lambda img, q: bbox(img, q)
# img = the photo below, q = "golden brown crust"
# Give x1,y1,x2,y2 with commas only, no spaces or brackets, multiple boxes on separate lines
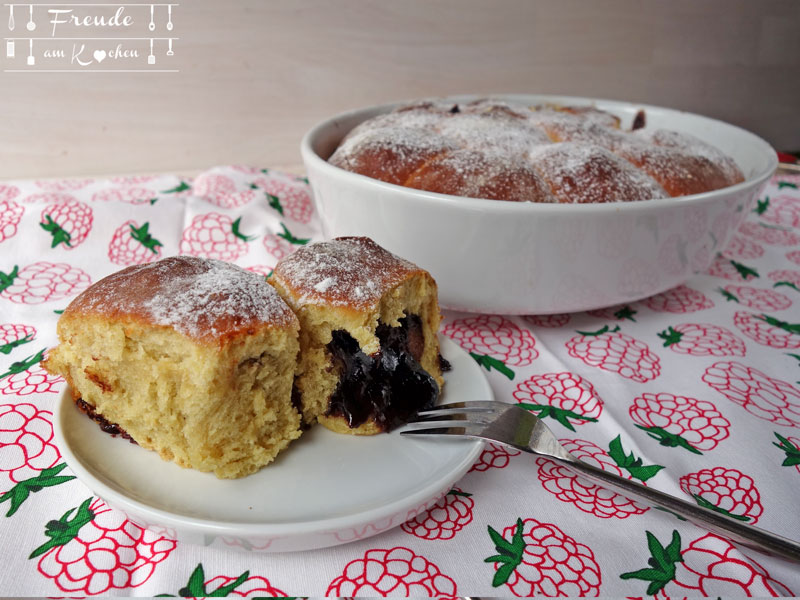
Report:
271,237,429,313
529,143,670,204
328,98,745,202
270,237,444,435
405,149,555,203
61,256,298,346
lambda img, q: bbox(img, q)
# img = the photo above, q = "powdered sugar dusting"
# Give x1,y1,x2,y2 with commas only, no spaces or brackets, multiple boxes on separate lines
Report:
436,113,551,157
329,97,744,202
528,143,669,204
314,277,335,293
273,237,421,309
638,129,745,183
67,256,296,341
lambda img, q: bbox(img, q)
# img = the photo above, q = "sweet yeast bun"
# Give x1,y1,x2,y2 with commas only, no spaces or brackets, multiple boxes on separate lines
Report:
328,97,746,202
269,237,443,436
43,255,302,479
528,142,669,204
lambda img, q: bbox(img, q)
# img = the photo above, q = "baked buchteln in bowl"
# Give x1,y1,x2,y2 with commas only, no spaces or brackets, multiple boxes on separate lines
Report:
328,98,745,203
43,256,302,479
269,236,444,435
301,94,777,314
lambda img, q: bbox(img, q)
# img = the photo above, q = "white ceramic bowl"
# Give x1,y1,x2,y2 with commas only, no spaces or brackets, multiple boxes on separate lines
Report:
301,95,777,315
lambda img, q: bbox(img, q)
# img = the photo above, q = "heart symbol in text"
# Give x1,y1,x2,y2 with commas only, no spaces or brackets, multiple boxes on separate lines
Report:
93,50,106,63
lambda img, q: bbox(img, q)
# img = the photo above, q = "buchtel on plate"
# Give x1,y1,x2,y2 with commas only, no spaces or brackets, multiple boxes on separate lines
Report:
43,238,445,478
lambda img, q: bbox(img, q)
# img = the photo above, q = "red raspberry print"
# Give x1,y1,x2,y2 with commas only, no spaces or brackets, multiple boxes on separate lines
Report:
536,437,649,519
739,221,800,246
720,284,792,311
679,466,762,523
623,530,793,596
1,352,64,396
199,574,285,597
161,180,193,197
21,192,78,205
0,402,60,483
772,173,800,186
253,175,315,224
707,255,759,281
40,199,93,249
107,221,163,266
443,315,538,375
33,497,176,595
486,517,601,596
91,187,156,205
586,304,638,321
1,463,75,517
262,232,296,261
665,534,793,596
192,173,258,209
109,175,157,185
0,199,24,243
657,323,745,357
0,184,20,202
703,361,800,426
0,323,35,354
523,313,571,327
0,262,91,304
565,325,660,383
630,393,730,454
35,178,92,191
761,194,800,228
469,442,521,472
164,563,287,598
230,165,262,174
733,311,800,349
642,285,713,313
513,372,602,431
721,234,765,260
326,546,457,598
180,213,254,261
773,432,800,473
787,249,800,266
401,487,474,540
768,268,800,292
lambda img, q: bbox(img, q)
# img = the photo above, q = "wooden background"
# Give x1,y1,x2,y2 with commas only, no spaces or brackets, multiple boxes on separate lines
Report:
1,0,798,179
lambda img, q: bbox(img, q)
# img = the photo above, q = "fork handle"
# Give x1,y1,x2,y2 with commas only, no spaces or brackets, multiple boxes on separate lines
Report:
550,454,800,563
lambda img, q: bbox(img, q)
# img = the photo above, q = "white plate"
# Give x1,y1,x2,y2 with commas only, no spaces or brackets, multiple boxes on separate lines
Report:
54,336,486,553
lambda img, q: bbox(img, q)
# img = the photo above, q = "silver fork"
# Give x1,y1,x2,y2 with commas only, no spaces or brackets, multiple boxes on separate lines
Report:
401,400,800,563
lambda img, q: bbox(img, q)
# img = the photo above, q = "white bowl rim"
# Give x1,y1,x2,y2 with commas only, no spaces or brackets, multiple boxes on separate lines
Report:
300,93,778,214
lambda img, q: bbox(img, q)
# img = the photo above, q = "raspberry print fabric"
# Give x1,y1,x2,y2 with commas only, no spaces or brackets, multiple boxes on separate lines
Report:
1,166,799,597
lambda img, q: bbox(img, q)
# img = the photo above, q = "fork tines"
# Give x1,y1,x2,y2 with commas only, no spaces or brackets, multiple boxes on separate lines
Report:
401,400,513,436
415,400,510,419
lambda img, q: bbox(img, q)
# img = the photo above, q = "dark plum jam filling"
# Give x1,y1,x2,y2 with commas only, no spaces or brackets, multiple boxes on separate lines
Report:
75,398,137,444
325,313,439,431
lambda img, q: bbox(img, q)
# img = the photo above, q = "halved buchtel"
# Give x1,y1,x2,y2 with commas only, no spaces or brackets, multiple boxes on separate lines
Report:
269,236,444,435
42,256,302,479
